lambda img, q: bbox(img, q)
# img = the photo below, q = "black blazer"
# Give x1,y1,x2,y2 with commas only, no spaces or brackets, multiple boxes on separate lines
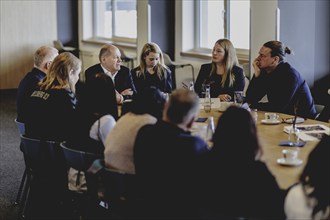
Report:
85,64,136,94
194,63,245,98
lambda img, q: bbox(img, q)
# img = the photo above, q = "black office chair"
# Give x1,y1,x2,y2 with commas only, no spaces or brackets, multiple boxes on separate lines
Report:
163,53,195,84
86,159,139,219
19,135,66,218
53,40,79,58
13,119,27,206
118,46,136,69
60,142,104,219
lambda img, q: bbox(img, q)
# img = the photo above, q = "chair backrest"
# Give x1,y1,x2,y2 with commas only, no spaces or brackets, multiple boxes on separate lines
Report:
87,159,137,202
163,53,174,66
60,142,103,171
53,40,64,51
20,135,64,175
14,119,25,135
242,63,250,80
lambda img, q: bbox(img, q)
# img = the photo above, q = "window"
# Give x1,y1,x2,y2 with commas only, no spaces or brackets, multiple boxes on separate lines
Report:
93,0,137,42
195,0,250,51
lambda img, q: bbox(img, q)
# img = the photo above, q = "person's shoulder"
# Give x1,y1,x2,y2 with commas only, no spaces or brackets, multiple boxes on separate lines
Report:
180,133,210,153
119,65,130,73
285,183,305,207
280,62,298,72
232,65,243,72
138,122,156,133
85,63,101,73
201,63,212,69
22,68,45,81
163,64,171,73
280,62,303,79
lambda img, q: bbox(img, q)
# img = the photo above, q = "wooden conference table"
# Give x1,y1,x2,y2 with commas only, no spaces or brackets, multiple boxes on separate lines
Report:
197,101,330,190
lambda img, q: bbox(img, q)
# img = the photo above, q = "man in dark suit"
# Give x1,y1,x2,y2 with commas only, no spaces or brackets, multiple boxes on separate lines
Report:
134,89,210,219
16,46,59,123
84,44,136,104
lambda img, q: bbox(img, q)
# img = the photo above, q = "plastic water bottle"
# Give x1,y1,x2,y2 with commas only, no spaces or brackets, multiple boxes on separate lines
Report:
204,87,211,112
206,116,215,141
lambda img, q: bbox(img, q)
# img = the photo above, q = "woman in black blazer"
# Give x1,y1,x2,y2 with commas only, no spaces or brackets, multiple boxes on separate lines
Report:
131,42,172,96
194,39,245,101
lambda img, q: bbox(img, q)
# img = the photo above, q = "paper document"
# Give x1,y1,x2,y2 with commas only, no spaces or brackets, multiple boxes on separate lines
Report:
199,98,221,109
283,124,330,141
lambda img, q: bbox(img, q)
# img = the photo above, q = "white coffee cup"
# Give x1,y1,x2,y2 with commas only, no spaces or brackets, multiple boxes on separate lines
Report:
265,112,279,121
219,101,233,112
282,149,299,162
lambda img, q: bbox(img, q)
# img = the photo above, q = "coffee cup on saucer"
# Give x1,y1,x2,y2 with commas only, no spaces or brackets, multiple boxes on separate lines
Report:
282,149,299,162
264,112,279,122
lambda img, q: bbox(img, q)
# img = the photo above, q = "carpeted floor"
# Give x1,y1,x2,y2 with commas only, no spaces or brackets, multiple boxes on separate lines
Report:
0,89,24,220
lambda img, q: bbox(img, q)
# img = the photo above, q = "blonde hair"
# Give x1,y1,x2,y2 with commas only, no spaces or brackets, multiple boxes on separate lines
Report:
210,39,239,88
39,52,81,92
136,42,169,80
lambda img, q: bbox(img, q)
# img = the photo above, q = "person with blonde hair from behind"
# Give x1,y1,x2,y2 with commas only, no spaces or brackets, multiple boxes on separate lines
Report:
131,42,172,96
25,52,81,142
285,135,329,220
194,38,245,101
24,52,81,218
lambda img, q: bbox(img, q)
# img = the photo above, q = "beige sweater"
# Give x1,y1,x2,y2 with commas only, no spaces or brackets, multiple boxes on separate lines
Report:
104,112,157,174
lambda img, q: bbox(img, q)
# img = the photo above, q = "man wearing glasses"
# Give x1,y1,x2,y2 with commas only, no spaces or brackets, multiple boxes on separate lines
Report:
246,40,316,119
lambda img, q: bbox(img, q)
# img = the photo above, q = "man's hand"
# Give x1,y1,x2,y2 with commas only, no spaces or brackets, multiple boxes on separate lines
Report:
120,88,133,96
252,58,261,78
115,90,124,104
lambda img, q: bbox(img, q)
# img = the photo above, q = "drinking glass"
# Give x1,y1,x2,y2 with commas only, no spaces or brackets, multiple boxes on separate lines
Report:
201,83,209,98
234,91,243,106
204,87,211,113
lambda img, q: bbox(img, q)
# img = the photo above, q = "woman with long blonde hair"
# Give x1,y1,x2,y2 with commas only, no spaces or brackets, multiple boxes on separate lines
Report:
194,39,245,101
131,42,172,95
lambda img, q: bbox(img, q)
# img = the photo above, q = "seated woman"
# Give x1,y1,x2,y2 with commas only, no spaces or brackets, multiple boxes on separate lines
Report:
131,42,172,96
104,86,166,174
194,38,245,101
25,52,81,142
202,106,285,219
24,52,81,216
284,135,329,220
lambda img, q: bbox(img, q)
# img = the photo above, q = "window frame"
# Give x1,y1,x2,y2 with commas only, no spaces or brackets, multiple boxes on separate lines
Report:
92,0,137,45
191,0,249,61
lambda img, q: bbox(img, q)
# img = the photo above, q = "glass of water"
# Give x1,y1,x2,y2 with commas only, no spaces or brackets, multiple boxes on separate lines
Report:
234,91,243,106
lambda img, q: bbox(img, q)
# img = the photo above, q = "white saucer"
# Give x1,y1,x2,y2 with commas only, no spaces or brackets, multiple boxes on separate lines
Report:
261,119,281,125
277,158,303,166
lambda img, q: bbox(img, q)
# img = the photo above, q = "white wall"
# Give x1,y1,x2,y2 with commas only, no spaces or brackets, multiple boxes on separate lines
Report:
0,1,57,89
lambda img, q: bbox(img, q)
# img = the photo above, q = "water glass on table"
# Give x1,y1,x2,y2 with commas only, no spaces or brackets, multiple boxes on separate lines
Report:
234,91,243,106
204,86,211,112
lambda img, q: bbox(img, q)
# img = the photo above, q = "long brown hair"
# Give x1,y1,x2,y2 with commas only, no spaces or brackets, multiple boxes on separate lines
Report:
210,39,239,88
